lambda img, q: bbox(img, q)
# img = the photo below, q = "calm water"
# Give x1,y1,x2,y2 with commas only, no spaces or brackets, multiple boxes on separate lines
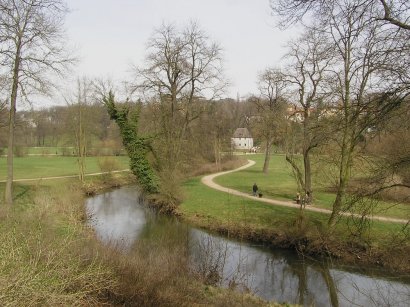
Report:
85,186,410,307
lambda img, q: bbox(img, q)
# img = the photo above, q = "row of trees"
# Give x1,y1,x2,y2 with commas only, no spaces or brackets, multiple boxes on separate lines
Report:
0,104,120,150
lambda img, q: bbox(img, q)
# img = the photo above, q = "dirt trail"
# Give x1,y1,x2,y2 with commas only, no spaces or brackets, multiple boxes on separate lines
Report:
201,160,408,224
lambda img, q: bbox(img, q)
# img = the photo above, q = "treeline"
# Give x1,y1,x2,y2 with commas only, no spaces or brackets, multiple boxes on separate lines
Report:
0,97,256,157
0,104,121,155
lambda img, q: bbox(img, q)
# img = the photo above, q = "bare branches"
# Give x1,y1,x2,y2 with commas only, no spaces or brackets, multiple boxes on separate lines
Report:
257,68,287,110
0,0,74,205
130,21,226,189
281,28,335,201
134,22,225,102
378,0,410,30
271,0,410,31
269,0,329,28
272,0,410,226
0,0,75,100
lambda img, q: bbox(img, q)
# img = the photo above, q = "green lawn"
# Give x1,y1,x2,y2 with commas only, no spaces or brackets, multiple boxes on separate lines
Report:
2,146,126,156
180,176,405,247
26,146,74,155
215,154,297,200
0,156,130,180
181,176,328,229
213,154,409,220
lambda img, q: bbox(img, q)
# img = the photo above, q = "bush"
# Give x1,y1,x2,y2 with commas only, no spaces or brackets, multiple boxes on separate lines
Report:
155,169,183,213
14,146,27,157
98,157,121,182
61,147,74,156
98,157,120,173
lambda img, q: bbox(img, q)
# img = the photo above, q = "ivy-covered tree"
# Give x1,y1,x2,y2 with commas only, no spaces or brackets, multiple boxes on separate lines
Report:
103,91,158,194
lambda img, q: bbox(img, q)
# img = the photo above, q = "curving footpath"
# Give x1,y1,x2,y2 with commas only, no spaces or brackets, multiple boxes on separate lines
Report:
201,160,409,224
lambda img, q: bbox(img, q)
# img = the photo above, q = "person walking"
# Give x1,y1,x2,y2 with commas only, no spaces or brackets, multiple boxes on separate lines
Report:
252,183,258,196
295,192,301,204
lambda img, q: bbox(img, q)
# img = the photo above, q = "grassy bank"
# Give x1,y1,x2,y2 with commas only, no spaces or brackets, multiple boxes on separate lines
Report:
179,156,410,273
213,154,409,220
0,173,277,306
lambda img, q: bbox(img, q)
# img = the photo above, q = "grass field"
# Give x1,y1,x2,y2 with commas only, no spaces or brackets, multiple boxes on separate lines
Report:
0,155,130,180
180,176,405,246
1,146,127,156
212,154,409,220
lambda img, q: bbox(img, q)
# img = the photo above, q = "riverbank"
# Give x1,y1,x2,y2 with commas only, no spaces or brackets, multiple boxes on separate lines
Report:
178,158,410,275
0,172,282,306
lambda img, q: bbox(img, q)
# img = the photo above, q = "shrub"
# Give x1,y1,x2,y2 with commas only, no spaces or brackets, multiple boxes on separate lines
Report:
61,147,73,156
98,157,121,182
14,146,27,157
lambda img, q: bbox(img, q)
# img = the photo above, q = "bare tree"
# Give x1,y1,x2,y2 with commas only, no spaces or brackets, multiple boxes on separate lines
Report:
0,0,74,205
73,78,93,182
133,22,225,198
282,29,334,205
323,2,408,226
254,68,287,173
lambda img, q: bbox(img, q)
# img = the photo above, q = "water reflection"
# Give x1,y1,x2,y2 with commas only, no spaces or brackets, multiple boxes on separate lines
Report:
86,186,146,248
85,186,410,306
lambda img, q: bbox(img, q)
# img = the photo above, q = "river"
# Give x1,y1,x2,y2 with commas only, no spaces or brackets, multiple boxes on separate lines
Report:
85,186,410,307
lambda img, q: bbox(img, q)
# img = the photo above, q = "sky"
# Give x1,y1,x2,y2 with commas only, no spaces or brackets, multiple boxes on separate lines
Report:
52,0,299,105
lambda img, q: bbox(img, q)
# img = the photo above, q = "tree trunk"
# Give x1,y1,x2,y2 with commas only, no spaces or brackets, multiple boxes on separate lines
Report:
303,151,312,203
5,47,21,206
5,102,16,206
263,137,273,173
329,47,353,228
286,154,305,191
328,148,351,227
214,136,221,171
77,100,86,182
320,267,339,307
303,107,312,203
328,121,353,227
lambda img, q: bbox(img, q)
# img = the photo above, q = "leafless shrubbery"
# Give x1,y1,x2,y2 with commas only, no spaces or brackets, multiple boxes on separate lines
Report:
0,185,115,306
189,234,250,293
191,236,228,285
98,156,121,182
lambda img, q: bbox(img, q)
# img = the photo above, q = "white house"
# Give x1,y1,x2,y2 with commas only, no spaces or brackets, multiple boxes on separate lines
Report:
231,128,253,150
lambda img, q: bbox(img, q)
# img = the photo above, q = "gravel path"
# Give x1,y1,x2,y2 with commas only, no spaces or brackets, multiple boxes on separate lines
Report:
201,160,408,224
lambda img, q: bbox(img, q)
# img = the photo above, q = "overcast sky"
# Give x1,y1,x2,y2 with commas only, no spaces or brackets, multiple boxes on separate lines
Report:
58,0,299,103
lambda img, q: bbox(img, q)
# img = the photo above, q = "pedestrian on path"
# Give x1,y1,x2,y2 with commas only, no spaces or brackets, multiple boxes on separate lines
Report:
295,192,301,204
252,183,258,196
